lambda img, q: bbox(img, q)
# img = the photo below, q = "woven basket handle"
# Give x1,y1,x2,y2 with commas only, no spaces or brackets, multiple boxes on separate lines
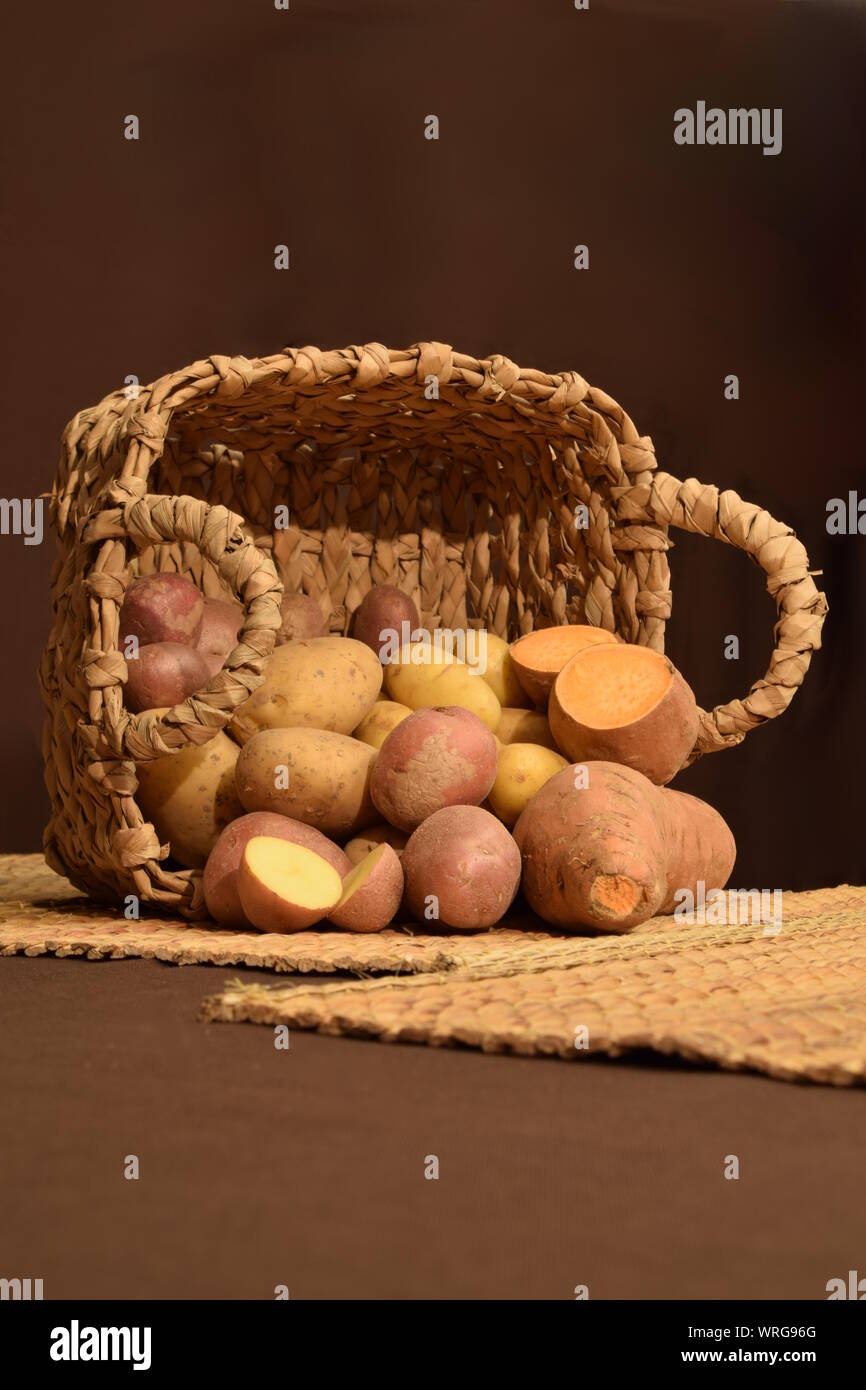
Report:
624,472,828,763
81,487,282,761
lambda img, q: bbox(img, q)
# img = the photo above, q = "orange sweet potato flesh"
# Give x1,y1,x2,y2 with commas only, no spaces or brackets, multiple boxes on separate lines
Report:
509,625,616,706
548,644,699,785
513,761,735,933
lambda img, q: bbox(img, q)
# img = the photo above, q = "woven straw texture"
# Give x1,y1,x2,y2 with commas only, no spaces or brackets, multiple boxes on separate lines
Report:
200,884,866,1087
39,342,827,918
4,854,864,1085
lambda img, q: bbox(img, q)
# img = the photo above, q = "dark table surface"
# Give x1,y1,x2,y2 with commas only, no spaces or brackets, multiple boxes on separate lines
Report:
2,953,864,1300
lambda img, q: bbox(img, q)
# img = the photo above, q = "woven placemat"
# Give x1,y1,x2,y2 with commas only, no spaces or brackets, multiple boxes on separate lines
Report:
3,853,856,983
200,885,866,1086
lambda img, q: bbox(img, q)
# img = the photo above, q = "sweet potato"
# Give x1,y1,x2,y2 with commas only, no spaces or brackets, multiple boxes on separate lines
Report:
402,805,521,930
370,706,498,832
235,727,377,837
510,624,616,706
237,837,343,933
328,843,404,932
124,642,212,713
548,643,699,785
204,811,350,927
119,573,204,648
513,761,735,933
352,584,420,661
230,636,382,744
487,742,568,826
276,593,329,645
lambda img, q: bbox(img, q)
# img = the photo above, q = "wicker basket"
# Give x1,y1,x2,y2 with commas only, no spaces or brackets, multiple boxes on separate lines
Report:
39,342,828,917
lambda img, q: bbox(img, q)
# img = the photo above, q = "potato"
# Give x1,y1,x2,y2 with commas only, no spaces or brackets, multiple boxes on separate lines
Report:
352,584,420,661
495,707,559,750
353,700,412,750
402,805,521,930
487,743,569,826
371,706,498,832
203,811,350,927
328,843,404,932
119,573,204,648
461,632,531,708
235,727,378,837
276,592,329,645
384,642,501,732
230,636,383,744
344,824,408,865
135,727,242,868
237,837,343,933
124,642,212,713
196,598,243,675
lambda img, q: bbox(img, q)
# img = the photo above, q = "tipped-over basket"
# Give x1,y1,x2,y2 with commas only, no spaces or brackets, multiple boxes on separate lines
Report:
39,342,828,917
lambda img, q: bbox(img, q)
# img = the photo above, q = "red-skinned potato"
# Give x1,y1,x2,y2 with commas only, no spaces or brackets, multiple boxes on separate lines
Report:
370,706,498,832
352,585,420,661
204,812,350,927
402,805,521,930
237,837,343,933
196,598,243,675
125,642,212,713
119,573,204,648
276,593,329,645
328,843,404,932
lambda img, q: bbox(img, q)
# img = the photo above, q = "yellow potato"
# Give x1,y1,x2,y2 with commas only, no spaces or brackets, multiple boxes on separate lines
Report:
235,727,378,838
135,725,242,868
353,700,412,750
495,707,559,750
487,742,568,826
229,636,382,744
462,632,531,708
384,642,501,733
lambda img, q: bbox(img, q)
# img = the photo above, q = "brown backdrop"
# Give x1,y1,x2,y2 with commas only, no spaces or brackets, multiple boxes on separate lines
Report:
2,0,864,890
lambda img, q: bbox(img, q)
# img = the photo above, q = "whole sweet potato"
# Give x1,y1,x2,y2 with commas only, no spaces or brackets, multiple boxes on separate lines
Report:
513,761,735,932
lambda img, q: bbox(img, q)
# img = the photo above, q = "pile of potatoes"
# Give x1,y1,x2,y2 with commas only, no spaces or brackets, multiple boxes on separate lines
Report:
125,575,736,935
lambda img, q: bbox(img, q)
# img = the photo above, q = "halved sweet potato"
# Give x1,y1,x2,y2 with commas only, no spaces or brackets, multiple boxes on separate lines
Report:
548,643,699,785
328,843,404,932
237,836,343,933
509,624,616,706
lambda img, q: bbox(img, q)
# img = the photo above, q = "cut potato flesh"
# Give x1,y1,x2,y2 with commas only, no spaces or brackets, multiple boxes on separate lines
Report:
244,837,342,908
334,842,389,909
238,836,343,932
